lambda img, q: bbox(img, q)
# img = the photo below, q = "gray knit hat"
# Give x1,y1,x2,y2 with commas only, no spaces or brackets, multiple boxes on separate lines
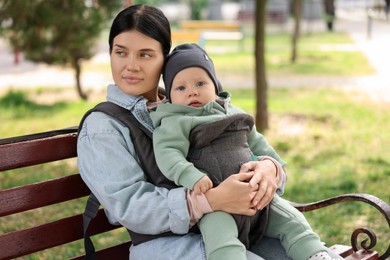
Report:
163,43,222,100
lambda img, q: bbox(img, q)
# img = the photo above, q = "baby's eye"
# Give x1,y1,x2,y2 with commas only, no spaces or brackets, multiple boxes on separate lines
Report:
196,81,205,87
175,86,186,91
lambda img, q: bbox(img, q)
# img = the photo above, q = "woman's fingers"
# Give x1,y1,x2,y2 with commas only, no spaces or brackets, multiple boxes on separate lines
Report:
240,160,278,210
206,172,259,216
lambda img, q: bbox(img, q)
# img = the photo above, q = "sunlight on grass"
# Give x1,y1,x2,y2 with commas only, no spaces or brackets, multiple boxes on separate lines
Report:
209,31,374,78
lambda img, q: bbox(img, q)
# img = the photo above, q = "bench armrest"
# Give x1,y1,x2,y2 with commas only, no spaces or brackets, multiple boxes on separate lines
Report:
288,193,390,259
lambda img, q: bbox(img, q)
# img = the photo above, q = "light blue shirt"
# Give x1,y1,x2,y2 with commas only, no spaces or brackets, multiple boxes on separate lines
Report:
78,84,190,235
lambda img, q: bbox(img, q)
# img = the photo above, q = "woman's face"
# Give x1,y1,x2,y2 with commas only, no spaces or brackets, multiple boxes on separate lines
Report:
110,30,164,101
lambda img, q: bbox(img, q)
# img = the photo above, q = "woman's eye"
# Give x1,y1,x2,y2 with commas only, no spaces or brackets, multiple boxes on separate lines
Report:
141,52,152,58
115,51,126,57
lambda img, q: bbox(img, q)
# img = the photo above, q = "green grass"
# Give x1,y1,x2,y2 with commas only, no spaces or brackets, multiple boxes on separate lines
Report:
227,87,390,255
1,87,389,258
206,31,373,78
0,89,96,138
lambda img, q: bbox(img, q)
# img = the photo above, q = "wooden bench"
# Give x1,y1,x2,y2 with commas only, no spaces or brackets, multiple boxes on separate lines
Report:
1,128,390,259
172,20,244,49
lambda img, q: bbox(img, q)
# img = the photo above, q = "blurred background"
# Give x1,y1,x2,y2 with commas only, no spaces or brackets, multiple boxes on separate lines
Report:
1,0,389,102
1,0,389,259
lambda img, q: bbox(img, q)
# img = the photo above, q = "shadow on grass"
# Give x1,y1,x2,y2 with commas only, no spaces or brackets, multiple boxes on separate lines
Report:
0,90,68,118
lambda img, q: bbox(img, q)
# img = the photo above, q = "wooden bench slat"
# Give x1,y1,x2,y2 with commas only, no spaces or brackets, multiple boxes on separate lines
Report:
0,174,89,217
174,20,244,49
180,20,240,30
172,30,201,42
200,31,243,40
0,134,77,171
0,127,78,145
0,209,122,259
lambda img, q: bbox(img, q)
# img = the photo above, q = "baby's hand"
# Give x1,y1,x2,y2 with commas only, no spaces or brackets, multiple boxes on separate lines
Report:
193,176,213,195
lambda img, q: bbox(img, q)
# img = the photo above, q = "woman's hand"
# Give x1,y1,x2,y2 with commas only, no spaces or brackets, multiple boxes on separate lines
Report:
240,160,278,210
205,171,259,216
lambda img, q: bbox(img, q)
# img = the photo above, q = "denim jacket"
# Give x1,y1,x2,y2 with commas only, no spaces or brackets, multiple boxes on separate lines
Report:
77,84,191,235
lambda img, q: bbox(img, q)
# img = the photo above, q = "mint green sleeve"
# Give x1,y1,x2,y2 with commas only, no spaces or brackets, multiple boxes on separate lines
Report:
153,116,206,189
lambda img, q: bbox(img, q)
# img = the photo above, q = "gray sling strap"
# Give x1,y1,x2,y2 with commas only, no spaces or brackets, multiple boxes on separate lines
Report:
83,193,100,260
79,102,178,259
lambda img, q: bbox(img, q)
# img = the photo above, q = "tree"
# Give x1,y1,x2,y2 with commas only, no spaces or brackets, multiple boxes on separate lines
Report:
254,0,268,131
188,0,208,20
291,0,302,63
0,0,122,100
323,0,335,31
136,0,170,6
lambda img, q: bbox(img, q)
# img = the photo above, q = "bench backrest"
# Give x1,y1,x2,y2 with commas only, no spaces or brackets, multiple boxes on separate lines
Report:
179,20,240,31
0,128,130,259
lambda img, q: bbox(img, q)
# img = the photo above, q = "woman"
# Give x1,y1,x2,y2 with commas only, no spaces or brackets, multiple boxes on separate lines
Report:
77,4,289,259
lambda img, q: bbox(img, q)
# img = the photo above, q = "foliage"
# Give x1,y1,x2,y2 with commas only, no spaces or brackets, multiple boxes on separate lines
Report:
134,0,170,6
0,0,122,99
187,0,208,20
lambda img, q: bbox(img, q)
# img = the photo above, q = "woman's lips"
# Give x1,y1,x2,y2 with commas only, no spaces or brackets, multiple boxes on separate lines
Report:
123,76,142,84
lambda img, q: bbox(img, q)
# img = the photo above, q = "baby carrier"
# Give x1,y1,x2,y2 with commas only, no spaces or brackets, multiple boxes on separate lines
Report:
187,113,269,248
78,102,269,258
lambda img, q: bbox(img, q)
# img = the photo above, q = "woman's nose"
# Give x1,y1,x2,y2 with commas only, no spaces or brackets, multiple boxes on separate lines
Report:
126,56,140,71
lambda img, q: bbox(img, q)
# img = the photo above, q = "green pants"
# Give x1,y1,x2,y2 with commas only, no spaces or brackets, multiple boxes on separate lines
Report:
198,195,327,260
199,211,247,260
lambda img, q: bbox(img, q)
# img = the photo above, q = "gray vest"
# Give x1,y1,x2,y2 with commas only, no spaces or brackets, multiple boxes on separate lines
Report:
187,113,269,248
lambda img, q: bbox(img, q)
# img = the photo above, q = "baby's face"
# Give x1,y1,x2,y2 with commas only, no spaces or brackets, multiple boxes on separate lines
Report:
169,67,217,107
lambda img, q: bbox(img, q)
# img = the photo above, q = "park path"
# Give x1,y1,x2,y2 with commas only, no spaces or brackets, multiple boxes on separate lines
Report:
0,11,389,102
229,11,390,103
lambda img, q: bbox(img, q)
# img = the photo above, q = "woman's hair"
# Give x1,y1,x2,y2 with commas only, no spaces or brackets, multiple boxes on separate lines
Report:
109,4,171,58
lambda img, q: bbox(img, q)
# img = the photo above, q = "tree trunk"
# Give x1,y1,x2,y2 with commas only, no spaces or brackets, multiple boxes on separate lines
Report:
291,0,301,63
323,0,335,31
255,0,268,131
14,49,20,65
72,58,88,100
